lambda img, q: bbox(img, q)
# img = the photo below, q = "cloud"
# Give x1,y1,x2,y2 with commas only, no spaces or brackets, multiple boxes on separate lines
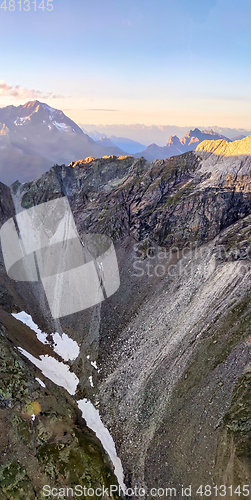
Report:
84,109,118,112
0,80,63,99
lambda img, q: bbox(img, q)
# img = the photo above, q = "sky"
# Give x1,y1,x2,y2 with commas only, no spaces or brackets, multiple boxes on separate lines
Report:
0,0,251,128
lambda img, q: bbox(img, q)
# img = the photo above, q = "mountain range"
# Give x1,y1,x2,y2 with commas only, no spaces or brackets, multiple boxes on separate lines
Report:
134,128,231,161
0,99,250,189
85,131,147,155
81,123,251,145
1,135,251,495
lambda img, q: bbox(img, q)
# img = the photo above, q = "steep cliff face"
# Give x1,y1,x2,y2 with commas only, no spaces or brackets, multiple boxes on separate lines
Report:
17,151,251,248
1,148,251,498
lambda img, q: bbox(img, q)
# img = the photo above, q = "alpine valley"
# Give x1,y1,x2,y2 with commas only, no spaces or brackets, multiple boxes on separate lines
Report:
1,119,251,498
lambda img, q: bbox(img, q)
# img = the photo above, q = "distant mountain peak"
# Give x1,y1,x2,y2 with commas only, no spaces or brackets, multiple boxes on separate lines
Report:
22,100,47,113
185,128,201,137
22,100,56,110
135,128,231,162
23,99,42,108
22,100,57,116
166,135,181,146
0,101,127,185
0,100,84,135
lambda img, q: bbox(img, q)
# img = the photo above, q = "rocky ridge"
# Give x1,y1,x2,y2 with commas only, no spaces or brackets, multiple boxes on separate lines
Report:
197,135,251,156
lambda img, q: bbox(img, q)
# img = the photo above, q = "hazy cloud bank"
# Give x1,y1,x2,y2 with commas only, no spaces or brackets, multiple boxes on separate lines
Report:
0,80,63,100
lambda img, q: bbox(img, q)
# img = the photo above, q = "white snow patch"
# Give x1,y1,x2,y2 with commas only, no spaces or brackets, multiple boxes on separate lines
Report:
18,348,79,395
53,121,71,132
35,377,46,388
51,332,80,361
12,312,49,344
14,116,29,126
12,312,79,361
37,331,49,344
77,399,125,493
89,375,94,387
91,360,98,370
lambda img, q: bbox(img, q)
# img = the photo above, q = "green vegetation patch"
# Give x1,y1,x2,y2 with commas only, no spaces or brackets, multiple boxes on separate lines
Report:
0,338,28,407
0,461,35,500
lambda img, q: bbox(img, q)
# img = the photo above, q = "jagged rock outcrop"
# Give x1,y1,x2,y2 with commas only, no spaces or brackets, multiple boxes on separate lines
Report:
1,149,251,498
195,135,251,193
197,135,251,156
135,128,230,162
